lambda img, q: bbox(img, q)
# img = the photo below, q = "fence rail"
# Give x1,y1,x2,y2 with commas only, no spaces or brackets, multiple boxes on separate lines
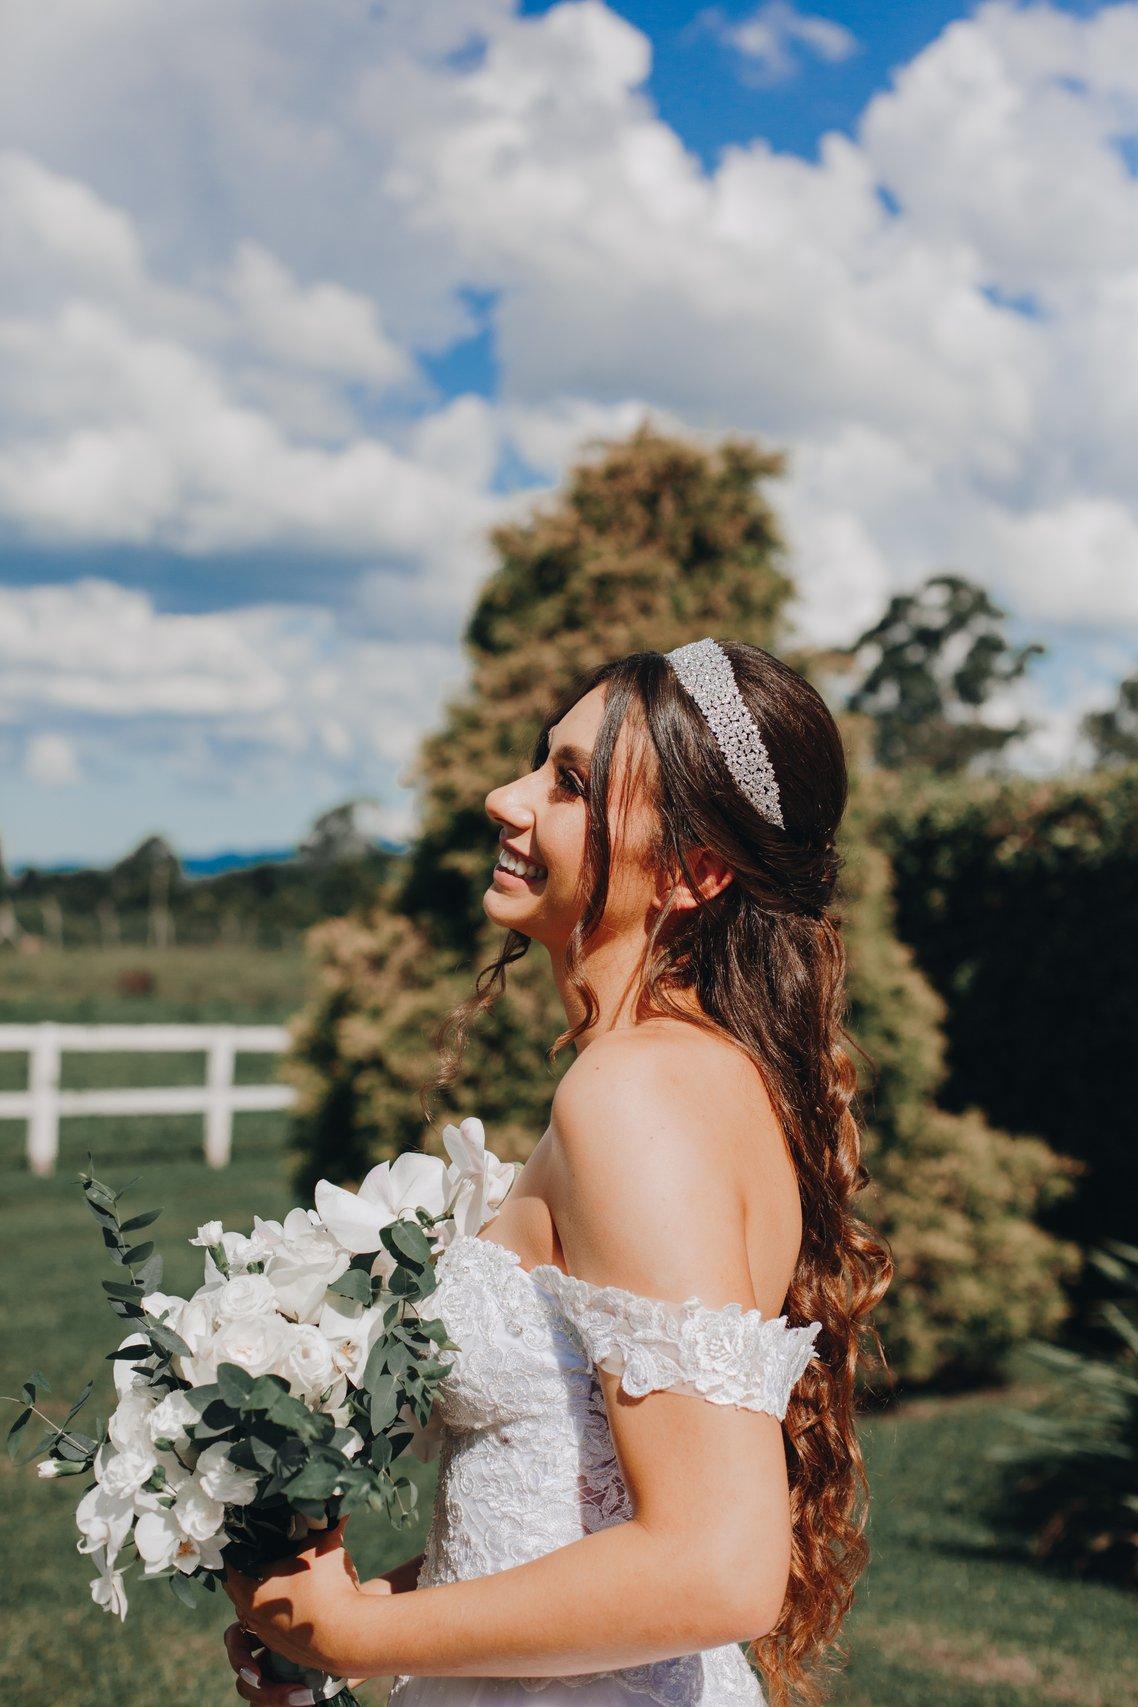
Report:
0,1023,297,1175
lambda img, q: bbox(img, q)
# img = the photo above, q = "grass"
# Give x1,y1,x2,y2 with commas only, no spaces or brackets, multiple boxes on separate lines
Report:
1,946,1136,1704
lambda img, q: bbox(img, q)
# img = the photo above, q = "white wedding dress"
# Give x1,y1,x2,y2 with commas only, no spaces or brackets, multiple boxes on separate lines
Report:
386,1212,822,1707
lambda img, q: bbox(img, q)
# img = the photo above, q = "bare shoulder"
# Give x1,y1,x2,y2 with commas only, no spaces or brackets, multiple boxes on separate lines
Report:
553,1017,788,1177
546,1020,790,1310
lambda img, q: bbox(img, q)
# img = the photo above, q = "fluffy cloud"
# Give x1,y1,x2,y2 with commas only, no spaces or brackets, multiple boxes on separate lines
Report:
702,2,859,86
1,0,1135,859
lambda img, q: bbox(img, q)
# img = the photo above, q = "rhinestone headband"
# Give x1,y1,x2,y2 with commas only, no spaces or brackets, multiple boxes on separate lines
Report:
665,637,785,829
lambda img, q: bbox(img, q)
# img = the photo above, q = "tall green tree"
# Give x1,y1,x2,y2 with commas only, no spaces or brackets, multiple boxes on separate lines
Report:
841,572,1047,774
285,423,1078,1388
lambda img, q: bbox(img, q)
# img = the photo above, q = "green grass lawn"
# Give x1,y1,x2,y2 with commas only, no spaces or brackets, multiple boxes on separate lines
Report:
1,947,1136,1705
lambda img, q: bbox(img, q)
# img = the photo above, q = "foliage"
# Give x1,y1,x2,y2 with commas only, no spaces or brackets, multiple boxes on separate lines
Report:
286,421,1079,1390
834,743,1081,1386
1082,669,1138,765
4,832,397,951
840,572,1046,774
875,762,1138,1257
985,1239,1138,1587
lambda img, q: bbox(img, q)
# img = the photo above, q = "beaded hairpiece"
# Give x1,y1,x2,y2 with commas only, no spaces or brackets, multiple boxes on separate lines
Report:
664,637,785,829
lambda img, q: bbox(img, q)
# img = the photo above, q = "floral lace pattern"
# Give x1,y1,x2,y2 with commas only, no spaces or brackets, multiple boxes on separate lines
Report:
387,1235,819,1706
527,1265,822,1422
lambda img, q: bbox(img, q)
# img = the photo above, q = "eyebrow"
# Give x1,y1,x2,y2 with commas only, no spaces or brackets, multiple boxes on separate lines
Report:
548,737,592,773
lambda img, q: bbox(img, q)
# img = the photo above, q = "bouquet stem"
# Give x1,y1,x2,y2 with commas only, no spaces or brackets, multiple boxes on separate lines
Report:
257,1643,363,1704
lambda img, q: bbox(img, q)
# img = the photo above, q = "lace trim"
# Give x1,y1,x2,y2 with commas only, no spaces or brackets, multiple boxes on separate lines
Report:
526,1262,821,1422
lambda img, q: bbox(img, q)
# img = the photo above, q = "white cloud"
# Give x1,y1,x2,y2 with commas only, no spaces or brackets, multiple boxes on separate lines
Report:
703,2,858,86
23,732,80,787
2,0,1137,859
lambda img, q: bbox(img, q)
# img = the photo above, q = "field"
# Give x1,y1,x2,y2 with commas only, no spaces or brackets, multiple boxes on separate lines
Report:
1,947,1136,1705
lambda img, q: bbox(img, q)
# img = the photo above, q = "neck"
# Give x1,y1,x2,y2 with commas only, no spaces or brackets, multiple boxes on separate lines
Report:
546,928,703,1054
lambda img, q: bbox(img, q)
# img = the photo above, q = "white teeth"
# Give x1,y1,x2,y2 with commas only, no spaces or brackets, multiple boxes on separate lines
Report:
497,850,547,880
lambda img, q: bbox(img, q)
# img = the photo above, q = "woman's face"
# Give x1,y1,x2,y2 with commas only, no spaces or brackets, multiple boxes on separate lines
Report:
483,684,662,951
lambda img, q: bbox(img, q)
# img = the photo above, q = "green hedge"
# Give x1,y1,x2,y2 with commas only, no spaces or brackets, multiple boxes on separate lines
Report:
878,763,1138,1258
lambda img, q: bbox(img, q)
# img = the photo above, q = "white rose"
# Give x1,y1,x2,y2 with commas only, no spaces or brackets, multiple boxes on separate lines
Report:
139,1290,189,1333
441,1118,517,1239
173,1290,229,1385
95,1444,156,1499
111,1333,158,1399
173,1480,225,1543
147,1389,199,1447
314,1151,449,1255
265,1209,352,1322
108,1389,157,1453
214,1273,278,1323
211,1313,290,1379
279,1323,336,1396
190,1221,224,1247
193,1442,259,1506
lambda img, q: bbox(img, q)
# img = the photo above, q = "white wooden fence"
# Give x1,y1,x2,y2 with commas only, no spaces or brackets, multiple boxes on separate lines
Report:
0,1023,297,1175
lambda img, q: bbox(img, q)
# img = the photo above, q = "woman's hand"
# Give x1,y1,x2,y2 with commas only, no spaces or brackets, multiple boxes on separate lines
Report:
223,1567,396,1702
222,1518,365,1679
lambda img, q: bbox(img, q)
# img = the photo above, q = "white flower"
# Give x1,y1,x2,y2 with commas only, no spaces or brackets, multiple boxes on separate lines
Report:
89,1549,129,1621
38,1459,63,1477
440,1117,517,1241
172,1289,232,1384
111,1332,159,1399
190,1221,224,1247
211,1313,290,1379
316,1295,388,1387
95,1444,157,1499
75,1481,135,1558
174,1480,225,1543
214,1273,277,1323
193,1442,259,1506
202,1219,282,1281
265,1208,352,1322
279,1323,336,1397
108,1389,158,1453
314,1151,449,1255
134,1505,226,1575
147,1389,199,1447
139,1290,189,1332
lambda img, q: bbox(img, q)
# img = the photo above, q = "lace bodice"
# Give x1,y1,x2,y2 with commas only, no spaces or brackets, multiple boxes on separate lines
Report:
387,1231,822,1707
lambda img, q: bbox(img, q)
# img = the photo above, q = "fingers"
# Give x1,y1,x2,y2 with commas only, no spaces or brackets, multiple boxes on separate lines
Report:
224,1622,260,1674
224,1624,320,1705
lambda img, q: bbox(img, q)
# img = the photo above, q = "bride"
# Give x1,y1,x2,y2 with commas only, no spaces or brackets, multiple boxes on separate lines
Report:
223,638,892,1706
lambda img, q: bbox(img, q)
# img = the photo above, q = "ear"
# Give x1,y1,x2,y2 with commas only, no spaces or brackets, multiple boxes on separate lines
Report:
652,846,734,914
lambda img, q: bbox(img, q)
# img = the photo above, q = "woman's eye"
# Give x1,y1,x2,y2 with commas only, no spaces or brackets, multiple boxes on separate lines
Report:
555,766,586,799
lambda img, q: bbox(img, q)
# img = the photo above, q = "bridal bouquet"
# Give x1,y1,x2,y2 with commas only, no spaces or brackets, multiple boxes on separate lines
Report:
6,1120,516,1706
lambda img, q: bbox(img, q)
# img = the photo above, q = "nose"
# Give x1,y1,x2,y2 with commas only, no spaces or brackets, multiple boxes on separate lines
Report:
485,780,536,842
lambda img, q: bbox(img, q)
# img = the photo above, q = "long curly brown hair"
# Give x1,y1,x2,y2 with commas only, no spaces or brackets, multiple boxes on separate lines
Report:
423,642,894,1705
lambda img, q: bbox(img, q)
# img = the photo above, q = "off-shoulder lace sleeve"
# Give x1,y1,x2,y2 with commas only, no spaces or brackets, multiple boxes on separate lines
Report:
529,1264,822,1421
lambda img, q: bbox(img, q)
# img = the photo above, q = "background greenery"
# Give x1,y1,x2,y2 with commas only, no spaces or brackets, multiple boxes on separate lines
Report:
2,1029,1135,1705
3,422,1137,1700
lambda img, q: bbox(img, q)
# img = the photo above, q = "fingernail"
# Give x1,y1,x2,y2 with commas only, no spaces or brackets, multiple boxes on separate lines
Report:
286,1692,315,1705
238,1668,259,1687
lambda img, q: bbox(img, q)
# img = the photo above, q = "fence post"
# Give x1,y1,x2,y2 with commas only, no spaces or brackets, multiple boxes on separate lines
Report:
204,1028,236,1168
28,1022,61,1177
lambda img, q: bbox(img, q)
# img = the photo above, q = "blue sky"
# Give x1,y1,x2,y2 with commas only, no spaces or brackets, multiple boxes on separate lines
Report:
1,0,1135,867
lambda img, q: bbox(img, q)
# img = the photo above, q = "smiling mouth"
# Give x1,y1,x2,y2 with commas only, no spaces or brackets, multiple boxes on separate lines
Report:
493,853,548,885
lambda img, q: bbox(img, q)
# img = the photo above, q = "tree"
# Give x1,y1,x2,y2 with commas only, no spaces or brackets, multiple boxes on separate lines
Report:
840,572,1046,774
1082,670,1138,765
298,800,389,865
285,422,1078,1388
